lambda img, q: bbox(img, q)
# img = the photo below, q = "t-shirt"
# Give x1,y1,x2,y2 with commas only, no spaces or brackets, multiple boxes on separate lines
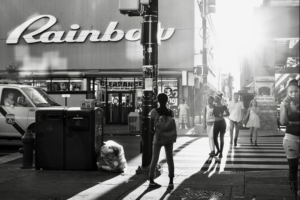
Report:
228,101,244,122
206,105,215,122
178,104,189,115
213,105,227,118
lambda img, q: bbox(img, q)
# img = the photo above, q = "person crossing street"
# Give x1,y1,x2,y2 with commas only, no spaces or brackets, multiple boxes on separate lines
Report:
228,93,244,147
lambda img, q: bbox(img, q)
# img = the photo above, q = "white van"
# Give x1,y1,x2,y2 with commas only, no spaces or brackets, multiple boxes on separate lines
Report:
0,84,61,139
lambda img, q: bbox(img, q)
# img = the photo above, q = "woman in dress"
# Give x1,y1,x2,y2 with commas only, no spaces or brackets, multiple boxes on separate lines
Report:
244,99,260,146
212,93,230,158
280,79,299,199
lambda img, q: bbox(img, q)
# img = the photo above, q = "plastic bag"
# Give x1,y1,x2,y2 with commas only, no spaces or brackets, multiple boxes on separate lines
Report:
96,140,127,173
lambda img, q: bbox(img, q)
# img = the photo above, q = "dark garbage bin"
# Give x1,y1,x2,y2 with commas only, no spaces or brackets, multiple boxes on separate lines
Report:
35,107,67,170
65,107,104,171
35,107,104,171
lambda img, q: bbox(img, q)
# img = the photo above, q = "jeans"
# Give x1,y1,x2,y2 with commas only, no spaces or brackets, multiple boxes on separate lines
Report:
230,120,240,141
149,143,174,178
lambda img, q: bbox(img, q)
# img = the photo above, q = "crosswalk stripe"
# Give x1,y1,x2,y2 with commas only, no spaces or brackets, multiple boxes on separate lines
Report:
159,137,290,172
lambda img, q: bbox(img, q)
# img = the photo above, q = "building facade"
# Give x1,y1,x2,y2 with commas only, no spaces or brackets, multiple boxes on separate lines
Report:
0,0,220,125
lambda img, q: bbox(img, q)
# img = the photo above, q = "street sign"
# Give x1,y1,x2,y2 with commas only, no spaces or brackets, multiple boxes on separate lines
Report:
62,94,70,98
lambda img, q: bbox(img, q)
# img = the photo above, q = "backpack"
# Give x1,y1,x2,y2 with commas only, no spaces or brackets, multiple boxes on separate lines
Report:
155,109,177,145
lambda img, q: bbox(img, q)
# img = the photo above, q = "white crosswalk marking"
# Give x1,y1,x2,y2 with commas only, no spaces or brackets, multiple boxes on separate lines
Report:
157,136,288,172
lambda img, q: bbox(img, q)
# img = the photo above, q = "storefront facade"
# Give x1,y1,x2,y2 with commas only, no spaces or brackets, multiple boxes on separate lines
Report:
0,0,196,124
1,0,222,125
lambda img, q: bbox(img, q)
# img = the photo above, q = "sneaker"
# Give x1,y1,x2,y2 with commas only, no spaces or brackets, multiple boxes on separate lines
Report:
185,125,188,129
149,182,161,188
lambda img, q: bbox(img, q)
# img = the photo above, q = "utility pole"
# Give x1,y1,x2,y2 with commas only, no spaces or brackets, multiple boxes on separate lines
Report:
202,0,208,120
119,0,159,169
198,0,215,123
140,0,158,168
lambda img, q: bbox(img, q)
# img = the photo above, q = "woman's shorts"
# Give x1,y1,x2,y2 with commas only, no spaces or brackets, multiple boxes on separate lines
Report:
283,134,299,159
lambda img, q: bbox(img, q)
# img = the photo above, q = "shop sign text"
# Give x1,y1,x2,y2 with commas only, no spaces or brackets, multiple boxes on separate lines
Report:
7,15,175,44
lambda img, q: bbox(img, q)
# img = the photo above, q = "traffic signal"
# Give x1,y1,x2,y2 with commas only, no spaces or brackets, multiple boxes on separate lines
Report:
193,65,208,76
119,0,141,15
206,0,216,14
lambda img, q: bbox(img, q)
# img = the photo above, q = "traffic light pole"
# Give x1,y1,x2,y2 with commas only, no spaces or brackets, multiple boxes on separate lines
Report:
140,0,158,168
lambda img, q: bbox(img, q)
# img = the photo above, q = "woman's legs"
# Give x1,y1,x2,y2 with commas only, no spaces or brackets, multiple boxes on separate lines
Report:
164,143,174,184
283,137,299,199
207,125,215,153
149,144,162,183
288,158,299,199
213,121,220,153
249,127,254,142
253,128,258,145
219,120,226,158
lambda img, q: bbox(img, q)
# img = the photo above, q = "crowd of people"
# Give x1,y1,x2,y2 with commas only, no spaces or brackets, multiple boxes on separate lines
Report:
147,79,299,199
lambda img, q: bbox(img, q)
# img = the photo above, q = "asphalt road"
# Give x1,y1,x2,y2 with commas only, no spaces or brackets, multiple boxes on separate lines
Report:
0,139,23,157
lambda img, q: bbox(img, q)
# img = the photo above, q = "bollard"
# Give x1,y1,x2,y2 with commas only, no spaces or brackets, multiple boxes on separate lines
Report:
20,129,35,169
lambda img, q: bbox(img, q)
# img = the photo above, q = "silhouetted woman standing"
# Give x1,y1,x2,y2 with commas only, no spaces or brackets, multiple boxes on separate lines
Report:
148,93,177,188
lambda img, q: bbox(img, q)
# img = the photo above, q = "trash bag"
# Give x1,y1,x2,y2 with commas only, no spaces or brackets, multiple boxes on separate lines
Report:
96,140,127,173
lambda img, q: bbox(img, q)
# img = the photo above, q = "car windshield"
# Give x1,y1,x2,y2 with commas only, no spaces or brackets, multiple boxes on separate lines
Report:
21,87,60,107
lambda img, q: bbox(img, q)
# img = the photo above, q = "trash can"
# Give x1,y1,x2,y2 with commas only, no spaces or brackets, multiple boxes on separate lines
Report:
65,107,104,170
128,112,141,132
35,107,67,170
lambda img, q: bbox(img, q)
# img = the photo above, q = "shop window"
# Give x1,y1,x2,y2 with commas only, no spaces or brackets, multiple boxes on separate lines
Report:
35,79,51,91
52,79,69,92
162,78,178,107
70,78,86,91
95,79,106,107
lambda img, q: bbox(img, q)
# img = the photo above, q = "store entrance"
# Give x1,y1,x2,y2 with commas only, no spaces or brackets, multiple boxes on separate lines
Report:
106,92,135,124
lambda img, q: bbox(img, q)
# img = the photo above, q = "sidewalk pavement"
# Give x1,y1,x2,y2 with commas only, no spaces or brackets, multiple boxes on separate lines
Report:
0,128,297,200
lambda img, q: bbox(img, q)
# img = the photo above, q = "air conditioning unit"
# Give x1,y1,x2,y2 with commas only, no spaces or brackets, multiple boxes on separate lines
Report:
128,112,141,132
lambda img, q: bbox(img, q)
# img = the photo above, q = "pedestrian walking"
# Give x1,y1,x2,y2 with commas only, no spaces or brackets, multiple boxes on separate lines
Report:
204,96,215,158
280,79,299,200
243,99,260,146
149,93,177,188
228,93,244,146
178,99,189,129
212,93,230,158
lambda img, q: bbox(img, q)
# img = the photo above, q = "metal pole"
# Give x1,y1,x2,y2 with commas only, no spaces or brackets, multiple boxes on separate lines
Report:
202,0,208,122
141,0,158,168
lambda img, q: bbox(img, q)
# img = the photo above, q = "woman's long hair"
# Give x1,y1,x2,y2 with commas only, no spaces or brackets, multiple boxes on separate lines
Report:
156,93,173,117
249,99,258,107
